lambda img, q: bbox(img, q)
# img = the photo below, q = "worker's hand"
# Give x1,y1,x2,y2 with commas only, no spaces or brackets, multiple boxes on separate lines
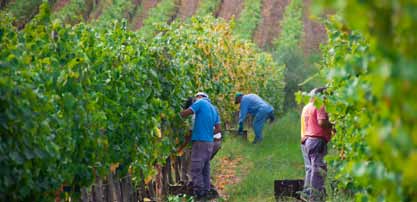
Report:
269,114,275,123
238,122,243,135
185,134,192,142
331,125,336,136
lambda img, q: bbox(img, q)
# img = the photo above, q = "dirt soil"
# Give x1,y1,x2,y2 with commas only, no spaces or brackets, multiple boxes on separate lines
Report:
302,0,327,55
178,0,199,20
215,0,244,21
52,0,71,12
253,0,290,49
133,0,159,29
213,156,244,200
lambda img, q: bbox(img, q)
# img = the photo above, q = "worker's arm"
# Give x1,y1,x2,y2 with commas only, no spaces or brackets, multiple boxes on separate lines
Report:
317,107,332,129
237,122,244,135
177,130,192,155
180,108,194,118
238,99,248,131
318,119,332,129
182,99,201,118
214,124,221,134
238,108,248,125
214,109,222,134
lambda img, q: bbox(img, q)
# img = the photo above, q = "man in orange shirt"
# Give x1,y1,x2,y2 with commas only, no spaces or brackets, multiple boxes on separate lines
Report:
300,87,333,202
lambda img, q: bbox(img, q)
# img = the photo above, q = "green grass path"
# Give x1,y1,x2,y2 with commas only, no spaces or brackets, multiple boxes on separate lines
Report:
212,111,304,202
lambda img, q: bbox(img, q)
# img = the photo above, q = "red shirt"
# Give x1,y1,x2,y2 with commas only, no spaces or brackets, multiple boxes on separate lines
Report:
301,102,332,142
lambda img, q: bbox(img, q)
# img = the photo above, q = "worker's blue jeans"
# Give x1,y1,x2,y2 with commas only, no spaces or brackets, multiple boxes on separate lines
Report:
252,108,273,143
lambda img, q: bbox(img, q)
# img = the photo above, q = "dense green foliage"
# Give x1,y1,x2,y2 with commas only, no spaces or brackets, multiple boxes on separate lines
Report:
153,16,285,117
129,3,144,30
298,1,417,201
1,5,164,200
274,0,303,63
96,0,135,27
52,0,91,24
233,0,262,41
139,0,178,39
274,0,311,109
3,0,44,27
0,0,11,8
0,3,284,200
194,0,221,17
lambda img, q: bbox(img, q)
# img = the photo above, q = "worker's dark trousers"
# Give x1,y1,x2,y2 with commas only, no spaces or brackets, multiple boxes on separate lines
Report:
302,137,327,201
191,141,214,196
210,139,221,160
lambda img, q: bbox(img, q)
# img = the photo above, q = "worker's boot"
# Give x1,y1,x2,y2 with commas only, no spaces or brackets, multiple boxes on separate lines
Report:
207,187,219,199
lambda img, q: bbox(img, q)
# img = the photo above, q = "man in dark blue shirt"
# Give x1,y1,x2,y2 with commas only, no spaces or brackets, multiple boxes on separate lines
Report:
235,93,274,144
181,92,221,199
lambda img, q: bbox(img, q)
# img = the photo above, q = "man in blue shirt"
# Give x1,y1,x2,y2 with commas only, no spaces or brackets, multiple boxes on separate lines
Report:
180,92,221,200
235,93,275,144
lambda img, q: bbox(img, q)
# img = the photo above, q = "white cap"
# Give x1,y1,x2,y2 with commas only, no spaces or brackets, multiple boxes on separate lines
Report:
309,88,318,96
195,92,209,98
309,87,327,97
